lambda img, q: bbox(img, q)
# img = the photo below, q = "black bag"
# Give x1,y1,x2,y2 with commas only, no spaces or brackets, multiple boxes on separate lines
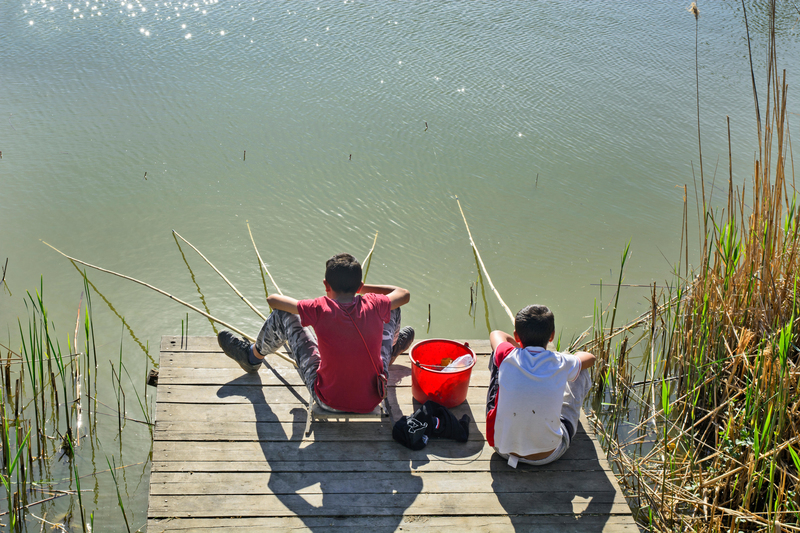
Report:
392,401,471,450
422,401,470,442
392,411,431,450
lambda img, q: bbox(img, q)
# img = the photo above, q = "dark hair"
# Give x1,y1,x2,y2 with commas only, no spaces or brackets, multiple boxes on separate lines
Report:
325,253,362,293
515,305,555,348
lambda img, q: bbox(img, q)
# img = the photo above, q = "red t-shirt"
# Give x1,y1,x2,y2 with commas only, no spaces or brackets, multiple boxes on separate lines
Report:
297,293,391,412
486,342,515,447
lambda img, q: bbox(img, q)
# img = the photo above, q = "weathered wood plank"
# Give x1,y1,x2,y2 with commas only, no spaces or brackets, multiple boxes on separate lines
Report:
147,492,631,518
158,364,494,387
157,401,493,424
149,470,619,495
149,439,613,473
147,515,640,532
161,335,493,355
150,458,610,474
151,382,493,405
152,420,598,447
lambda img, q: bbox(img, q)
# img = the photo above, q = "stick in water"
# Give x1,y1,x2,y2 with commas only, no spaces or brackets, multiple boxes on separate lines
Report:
455,196,515,325
41,241,296,367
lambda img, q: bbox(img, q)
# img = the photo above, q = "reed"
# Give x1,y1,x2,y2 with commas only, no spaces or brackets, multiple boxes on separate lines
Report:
588,3,800,530
106,455,131,533
0,275,157,530
66,435,87,533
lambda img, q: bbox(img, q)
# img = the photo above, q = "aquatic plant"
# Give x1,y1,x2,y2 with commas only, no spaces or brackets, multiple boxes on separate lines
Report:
585,2,800,530
1,277,153,531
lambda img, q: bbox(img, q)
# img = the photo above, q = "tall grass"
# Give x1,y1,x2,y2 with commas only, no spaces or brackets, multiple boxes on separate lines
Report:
587,3,800,530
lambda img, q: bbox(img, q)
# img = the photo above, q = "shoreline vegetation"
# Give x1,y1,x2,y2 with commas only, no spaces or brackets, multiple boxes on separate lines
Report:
584,2,800,531
1,275,153,532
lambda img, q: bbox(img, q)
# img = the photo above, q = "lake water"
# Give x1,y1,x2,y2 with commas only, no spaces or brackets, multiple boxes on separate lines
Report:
2,0,800,528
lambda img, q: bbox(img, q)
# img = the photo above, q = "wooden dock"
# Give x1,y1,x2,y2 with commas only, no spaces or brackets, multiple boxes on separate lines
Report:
148,336,639,532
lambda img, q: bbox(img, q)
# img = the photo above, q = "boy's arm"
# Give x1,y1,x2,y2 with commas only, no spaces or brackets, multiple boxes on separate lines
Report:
360,284,410,310
575,351,596,371
490,330,519,352
267,294,300,314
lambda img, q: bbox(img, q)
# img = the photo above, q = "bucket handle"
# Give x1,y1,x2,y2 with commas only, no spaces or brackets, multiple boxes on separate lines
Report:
412,342,474,371
413,361,448,371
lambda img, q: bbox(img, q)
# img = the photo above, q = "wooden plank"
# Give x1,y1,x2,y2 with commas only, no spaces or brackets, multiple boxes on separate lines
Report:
149,470,619,495
150,458,609,474
147,492,632,518
157,364,495,387
157,402,495,424
149,439,614,474
151,383,495,405
151,420,598,447
147,515,640,532
161,335,493,355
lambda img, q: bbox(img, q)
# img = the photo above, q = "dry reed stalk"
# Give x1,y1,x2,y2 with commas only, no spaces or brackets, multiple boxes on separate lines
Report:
588,7,800,525
173,230,266,320
41,241,296,366
455,196,514,325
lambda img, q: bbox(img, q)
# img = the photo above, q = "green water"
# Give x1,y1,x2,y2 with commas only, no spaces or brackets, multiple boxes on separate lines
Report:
1,0,800,528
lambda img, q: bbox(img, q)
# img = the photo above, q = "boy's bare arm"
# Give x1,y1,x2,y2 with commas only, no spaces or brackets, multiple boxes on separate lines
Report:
267,294,300,314
575,351,596,371
490,330,519,351
360,284,410,310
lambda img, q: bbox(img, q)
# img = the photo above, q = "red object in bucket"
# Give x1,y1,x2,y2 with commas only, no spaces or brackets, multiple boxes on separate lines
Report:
410,339,476,408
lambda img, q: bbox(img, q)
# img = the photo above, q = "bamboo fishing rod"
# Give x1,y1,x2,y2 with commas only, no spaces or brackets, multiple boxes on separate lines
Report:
173,230,267,320
362,231,379,283
455,196,515,325
41,241,296,366
247,221,284,296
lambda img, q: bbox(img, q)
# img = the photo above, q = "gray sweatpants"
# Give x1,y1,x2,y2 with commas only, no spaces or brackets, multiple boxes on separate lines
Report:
254,308,401,411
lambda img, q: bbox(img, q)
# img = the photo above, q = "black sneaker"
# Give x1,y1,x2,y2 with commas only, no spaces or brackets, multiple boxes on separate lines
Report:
390,327,415,363
218,330,261,374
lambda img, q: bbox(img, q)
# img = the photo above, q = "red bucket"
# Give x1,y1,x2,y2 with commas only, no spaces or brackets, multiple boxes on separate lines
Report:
409,339,476,408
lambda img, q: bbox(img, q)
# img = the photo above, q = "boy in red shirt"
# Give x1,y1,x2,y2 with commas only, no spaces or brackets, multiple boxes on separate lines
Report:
485,305,595,467
218,253,413,413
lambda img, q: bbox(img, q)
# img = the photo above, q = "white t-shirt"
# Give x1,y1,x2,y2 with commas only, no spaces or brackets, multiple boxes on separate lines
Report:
492,345,582,456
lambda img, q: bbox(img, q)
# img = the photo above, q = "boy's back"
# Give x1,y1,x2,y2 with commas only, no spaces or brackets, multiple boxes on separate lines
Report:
297,292,390,412
486,304,595,467
487,343,581,456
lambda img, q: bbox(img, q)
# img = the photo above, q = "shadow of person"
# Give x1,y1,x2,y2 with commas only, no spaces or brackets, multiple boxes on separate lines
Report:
216,363,424,531
489,418,617,532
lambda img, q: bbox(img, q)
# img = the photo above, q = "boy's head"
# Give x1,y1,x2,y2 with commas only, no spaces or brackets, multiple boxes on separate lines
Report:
325,253,362,294
515,305,555,348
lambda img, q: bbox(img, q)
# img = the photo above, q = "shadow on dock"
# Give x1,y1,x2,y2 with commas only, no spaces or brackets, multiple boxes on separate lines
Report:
217,370,424,531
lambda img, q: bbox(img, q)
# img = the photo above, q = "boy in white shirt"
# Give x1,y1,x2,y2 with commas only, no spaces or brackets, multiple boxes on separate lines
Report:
485,305,596,467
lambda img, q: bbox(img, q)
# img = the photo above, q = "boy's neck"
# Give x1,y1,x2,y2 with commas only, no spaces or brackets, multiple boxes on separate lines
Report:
328,290,358,304
523,344,547,351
